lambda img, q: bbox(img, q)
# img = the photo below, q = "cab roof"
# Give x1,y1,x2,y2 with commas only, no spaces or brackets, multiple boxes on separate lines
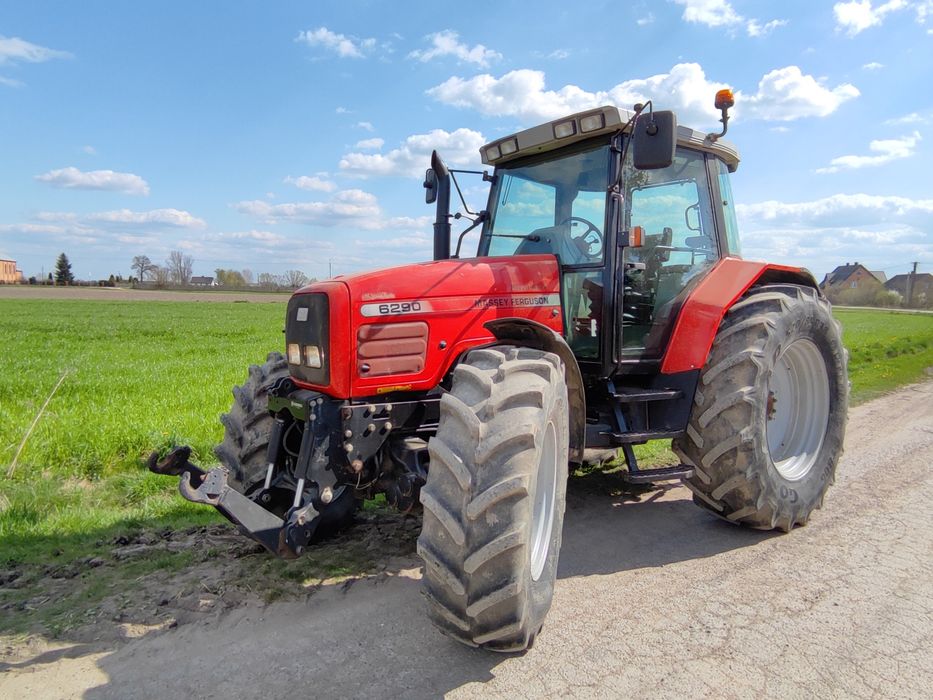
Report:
480,105,740,172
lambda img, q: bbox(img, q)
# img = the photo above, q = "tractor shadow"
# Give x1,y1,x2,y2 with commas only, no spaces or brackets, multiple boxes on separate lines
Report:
75,472,777,699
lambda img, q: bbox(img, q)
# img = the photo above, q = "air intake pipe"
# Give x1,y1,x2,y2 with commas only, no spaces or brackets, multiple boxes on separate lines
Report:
425,150,451,260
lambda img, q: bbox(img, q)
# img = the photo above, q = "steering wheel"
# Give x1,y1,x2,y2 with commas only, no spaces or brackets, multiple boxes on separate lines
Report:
560,216,603,261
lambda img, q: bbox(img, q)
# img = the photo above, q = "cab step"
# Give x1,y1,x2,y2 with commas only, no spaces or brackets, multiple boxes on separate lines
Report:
611,387,682,402
620,464,694,484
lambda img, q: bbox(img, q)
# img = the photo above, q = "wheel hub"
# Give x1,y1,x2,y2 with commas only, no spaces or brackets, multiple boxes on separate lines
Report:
766,339,831,481
530,421,558,581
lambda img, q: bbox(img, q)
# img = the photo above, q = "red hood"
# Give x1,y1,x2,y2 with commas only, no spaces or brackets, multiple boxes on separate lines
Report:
292,255,563,398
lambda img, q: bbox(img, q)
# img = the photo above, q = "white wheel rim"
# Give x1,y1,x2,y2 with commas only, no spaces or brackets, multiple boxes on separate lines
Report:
766,338,830,481
530,421,558,581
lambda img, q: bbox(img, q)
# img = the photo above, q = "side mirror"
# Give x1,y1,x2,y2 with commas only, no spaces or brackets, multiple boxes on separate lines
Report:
633,110,677,170
424,168,437,204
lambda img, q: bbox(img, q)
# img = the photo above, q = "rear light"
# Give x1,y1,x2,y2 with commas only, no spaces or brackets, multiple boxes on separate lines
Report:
287,343,301,365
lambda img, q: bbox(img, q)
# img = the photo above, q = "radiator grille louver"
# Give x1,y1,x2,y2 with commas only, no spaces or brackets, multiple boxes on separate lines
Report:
357,322,428,377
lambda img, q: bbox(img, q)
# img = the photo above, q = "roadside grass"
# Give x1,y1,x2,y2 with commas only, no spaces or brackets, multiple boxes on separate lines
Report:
0,298,930,636
834,308,933,404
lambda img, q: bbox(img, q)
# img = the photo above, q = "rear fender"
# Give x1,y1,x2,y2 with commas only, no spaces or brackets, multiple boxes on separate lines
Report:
660,258,819,374
484,318,586,465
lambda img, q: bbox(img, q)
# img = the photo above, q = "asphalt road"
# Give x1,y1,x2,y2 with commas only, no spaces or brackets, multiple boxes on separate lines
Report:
3,381,932,699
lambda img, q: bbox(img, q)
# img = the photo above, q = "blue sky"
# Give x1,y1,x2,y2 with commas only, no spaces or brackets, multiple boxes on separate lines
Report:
1,0,931,282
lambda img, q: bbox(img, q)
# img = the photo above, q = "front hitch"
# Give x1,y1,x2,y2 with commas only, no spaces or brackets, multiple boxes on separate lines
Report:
148,447,304,558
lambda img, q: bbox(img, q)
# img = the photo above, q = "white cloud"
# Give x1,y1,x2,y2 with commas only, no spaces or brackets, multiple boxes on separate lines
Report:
742,66,859,121
81,145,97,155
335,106,351,114
284,174,337,192
884,111,929,125
816,131,921,172
737,193,933,273
0,75,23,88
36,208,207,229
295,27,375,58
0,35,72,65
408,30,501,68
673,0,786,36
356,121,375,132
35,166,150,195
428,63,856,127
862,61,885,70
354,137,384,150
339,128,485,178
548,49,571,59
637,13,656,26
234,189,431,231
833,0,908,35
746,19,788,36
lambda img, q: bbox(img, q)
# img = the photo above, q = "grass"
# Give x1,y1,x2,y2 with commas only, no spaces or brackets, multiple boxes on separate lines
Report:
835,308,933,404
0,298,930,635
0,298,283,567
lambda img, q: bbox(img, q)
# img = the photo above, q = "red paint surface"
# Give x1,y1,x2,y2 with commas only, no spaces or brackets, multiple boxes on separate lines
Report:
659,257,811,374
292,256,563,398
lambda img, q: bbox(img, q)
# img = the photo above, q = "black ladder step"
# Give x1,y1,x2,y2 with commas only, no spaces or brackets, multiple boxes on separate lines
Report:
602,429,683,444
620,465,694,484
612,387,683,402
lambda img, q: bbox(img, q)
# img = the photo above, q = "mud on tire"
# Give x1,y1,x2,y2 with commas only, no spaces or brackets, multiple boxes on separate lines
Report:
418,345,569,652
673,284,848,532
215,351,356,536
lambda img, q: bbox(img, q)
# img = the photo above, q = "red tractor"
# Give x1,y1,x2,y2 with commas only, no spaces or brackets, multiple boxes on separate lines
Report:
151,92,848,652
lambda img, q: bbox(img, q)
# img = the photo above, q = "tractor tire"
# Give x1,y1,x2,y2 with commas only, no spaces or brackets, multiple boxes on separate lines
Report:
215,351,356,537
672,284,848,532
418,345,570,652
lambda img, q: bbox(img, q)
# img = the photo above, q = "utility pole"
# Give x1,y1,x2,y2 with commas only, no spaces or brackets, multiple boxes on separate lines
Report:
906,261,918,308
328,258,334,278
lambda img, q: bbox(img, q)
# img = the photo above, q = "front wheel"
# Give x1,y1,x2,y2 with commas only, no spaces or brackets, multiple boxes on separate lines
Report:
673,284,848,531
418,345,569,652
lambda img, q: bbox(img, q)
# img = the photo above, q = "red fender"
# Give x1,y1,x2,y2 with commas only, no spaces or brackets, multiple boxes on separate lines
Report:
660,257,818,374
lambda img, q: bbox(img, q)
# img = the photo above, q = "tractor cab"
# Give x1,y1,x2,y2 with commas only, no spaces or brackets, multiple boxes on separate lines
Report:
431,102,744,377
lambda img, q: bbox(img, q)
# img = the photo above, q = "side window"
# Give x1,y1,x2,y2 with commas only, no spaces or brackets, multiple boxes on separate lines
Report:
486,176,555,257
713,159,741,256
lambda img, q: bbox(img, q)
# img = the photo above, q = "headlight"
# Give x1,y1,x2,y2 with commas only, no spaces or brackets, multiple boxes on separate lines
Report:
304,345,322,368
287,343,301,365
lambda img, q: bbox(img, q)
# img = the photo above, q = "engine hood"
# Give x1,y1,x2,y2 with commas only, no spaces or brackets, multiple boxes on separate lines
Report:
291,255,563,398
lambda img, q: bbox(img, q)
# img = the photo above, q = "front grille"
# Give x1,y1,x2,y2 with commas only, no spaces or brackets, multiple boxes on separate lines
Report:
357,322,427,377
285,293,329,385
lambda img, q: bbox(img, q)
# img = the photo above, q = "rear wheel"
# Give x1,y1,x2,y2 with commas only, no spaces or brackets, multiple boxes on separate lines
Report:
673,285,848,531
418,345,569,652
215,351,356,537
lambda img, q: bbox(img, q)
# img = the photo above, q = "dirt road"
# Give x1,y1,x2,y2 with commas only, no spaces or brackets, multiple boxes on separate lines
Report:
3,382,932,698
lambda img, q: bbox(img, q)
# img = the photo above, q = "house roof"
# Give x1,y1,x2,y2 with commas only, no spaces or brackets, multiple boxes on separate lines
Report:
885,272,933,290
870,270,887,283
822,262,864,287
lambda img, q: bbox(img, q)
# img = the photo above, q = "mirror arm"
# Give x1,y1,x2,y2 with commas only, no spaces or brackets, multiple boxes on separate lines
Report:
452,211,488,258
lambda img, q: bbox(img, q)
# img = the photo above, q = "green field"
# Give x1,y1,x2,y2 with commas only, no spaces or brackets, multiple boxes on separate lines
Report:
0,299,931,577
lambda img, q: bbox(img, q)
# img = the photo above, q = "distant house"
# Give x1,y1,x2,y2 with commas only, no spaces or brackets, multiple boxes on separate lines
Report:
885,273,933,306
190,276,215,286
0,258,24,284
820,262,883,294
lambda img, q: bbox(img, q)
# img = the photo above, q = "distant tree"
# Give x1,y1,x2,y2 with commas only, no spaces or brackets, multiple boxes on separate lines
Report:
131,255,155,282
151,265,171,289
47,272,53,285
214,268,247,287
54,253,74,285
241,268,254,285
28,276,37,285
166,250,193,286
283,270,309,288
257,272,281,288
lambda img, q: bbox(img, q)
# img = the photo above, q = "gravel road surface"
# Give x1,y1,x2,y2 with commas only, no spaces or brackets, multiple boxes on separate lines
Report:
2,381,931,699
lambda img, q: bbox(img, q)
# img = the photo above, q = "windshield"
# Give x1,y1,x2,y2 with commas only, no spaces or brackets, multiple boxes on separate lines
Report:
478,143,611,266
